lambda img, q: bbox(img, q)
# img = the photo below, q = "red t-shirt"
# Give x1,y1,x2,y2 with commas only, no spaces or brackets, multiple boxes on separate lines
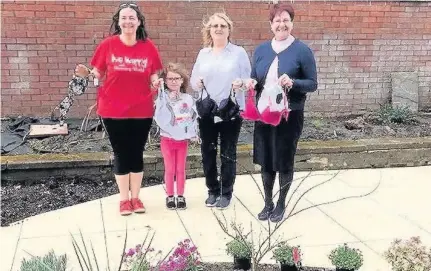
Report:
90,35,163,118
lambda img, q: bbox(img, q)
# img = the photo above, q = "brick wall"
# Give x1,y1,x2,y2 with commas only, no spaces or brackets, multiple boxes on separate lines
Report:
1,1,430,118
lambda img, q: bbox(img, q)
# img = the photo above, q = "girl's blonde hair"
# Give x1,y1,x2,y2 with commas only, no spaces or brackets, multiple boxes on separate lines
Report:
201,12,233,47
160,62,190,93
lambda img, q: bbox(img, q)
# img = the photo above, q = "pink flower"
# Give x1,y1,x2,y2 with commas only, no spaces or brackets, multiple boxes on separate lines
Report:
159,239,202,271
127,248,135,257
293,247,301,263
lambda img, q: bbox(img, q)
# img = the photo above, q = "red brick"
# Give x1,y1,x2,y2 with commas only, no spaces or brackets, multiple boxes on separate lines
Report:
22,4,45,11
14,11,35,17
22,100,42,106
10,70,30,76
19,63,39,70
16,38,37,44
8,57,28,64
369,11,384,17
12,95,31,101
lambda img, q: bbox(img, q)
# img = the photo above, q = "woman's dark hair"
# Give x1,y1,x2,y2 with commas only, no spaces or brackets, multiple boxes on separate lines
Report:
269,3,295,22
110,2,148,41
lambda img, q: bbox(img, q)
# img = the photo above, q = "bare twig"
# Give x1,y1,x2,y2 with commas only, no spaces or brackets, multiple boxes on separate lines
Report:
283,171,314,208
286,171,341,220
117,225,128,271
220,153,265,201
287,177,381,220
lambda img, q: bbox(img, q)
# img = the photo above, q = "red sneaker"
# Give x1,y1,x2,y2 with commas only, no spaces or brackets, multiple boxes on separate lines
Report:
119,200,132,216
131,198,146,213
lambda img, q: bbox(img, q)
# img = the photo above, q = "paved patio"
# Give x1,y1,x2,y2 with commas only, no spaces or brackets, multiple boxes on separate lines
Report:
1,166,431,271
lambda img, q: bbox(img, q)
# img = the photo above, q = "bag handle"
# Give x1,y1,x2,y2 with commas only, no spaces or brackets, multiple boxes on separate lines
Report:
229,87,239,105
198,78,214,101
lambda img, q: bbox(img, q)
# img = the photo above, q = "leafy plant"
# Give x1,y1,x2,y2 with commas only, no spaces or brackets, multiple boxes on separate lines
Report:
272,242,301,266
328,243,363,270
226,237,253,259
158,239,203,271
383,236,431,271
377,104,415,124
20,250,68,271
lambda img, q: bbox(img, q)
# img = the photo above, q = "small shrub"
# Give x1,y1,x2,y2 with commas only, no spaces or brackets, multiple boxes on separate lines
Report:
377,104,415,124
383,236,431,271
272,242,302,266
311,119,325,129
20,250,68,271
159,239,203,271
226,237,253,259
328,243,363,270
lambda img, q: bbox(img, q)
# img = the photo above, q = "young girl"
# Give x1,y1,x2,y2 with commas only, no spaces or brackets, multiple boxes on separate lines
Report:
154,63,198,210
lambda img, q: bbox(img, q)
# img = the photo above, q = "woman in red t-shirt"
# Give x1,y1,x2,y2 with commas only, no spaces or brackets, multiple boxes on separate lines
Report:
75,2,163,216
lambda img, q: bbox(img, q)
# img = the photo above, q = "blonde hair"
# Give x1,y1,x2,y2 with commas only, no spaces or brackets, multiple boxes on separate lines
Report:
160,62,190,93
201,12,233,47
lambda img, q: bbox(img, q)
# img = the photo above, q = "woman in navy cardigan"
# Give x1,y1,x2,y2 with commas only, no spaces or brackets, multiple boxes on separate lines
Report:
250,3,318,223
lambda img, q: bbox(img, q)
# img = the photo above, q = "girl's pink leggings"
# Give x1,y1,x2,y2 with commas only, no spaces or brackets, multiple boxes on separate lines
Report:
160,136,188,196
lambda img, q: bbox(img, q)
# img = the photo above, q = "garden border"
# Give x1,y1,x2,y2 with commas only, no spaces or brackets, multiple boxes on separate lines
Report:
1,137,430,182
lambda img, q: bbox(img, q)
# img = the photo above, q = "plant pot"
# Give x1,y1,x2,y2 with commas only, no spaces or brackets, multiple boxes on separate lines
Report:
233,257,252,270
335,268,354,271
280,263,298,271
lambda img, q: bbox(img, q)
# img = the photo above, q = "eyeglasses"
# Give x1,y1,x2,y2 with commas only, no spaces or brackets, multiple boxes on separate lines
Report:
119,3,139,9
211,24,228,29
166,77,183,82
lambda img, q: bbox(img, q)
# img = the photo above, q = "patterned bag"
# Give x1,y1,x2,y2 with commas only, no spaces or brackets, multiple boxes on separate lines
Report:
50,74,89,126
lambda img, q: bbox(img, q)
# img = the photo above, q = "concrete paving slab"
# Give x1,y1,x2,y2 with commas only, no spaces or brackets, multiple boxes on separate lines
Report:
18,199,103,239
0,223,23,271
338,166,431,237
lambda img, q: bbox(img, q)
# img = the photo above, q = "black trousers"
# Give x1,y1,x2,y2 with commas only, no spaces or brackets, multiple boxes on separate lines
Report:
102,118,153,175
198,117,242,198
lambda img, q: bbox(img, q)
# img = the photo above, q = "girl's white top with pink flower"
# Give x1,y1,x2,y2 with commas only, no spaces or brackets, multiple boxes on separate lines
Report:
154,89,199,141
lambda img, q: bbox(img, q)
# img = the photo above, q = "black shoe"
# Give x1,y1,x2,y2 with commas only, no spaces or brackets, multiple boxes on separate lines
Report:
269,204,285,223
216,195,231,210
166,196,176,210
176,196,187,210
257,203,275,221
205,194,219,207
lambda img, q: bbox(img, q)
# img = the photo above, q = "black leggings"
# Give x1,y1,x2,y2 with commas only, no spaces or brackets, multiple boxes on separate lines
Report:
261,170,294,207
102,118,153,175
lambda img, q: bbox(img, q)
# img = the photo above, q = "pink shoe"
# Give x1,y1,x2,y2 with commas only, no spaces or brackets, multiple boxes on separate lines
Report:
131,198,146,213
120,200,132,216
